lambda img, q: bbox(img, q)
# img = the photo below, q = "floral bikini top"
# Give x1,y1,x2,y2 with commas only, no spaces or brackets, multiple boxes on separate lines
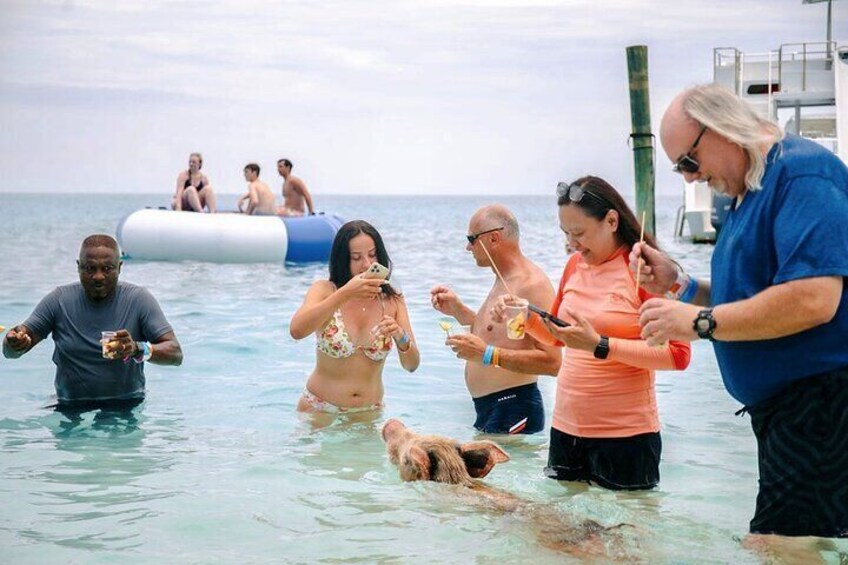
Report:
316,301,393,362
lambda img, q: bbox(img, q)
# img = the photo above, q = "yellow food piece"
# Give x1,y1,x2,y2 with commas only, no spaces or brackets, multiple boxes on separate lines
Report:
438,321,453,332
0,326,5,333
507,313,526,337
507,313,525,331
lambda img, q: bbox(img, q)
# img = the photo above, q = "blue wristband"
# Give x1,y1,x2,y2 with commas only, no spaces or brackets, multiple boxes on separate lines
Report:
396,332,410,347
482,345,495,366
679,277,699,304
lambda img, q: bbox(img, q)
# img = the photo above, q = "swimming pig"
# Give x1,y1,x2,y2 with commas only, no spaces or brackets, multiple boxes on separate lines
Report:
381,418,633,557
381,417,509,490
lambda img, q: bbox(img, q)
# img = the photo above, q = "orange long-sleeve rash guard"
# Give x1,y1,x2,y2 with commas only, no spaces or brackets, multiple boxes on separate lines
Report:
527,247,690,438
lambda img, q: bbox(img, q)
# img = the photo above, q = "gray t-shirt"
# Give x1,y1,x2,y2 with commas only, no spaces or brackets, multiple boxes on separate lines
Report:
24,281,173,403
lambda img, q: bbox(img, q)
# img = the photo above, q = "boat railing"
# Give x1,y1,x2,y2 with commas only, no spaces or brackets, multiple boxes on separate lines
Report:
714,42,837,112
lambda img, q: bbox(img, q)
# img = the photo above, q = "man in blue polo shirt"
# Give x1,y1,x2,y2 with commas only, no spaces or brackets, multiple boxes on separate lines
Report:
633,84,848,542
3,234,183,409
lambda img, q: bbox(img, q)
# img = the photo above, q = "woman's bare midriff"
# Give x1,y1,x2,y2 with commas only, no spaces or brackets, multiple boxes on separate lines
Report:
299,354,386,411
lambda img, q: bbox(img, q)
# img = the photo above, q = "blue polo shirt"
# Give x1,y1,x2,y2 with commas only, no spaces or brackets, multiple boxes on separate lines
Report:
711,134,848,407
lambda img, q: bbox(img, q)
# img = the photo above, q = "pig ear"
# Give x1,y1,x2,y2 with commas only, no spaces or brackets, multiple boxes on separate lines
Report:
459,441,510,478
401,445,431,481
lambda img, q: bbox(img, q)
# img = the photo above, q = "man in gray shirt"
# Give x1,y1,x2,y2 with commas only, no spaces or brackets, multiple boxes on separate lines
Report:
3,234,183,406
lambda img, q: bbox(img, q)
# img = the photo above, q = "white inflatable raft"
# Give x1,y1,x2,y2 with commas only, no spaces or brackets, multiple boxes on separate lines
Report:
116,209,345,264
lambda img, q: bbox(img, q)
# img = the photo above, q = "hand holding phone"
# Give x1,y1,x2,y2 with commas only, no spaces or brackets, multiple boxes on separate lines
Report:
363,262,390,280
527,304,570,327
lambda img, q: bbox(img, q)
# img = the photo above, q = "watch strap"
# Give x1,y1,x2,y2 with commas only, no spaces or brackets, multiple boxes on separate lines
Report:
593,336,610,359
693,309,717,341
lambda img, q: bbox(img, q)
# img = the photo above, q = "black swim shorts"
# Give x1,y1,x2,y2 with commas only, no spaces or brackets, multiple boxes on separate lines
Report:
545,427,661,491
472,382,545,434
746,367,848,537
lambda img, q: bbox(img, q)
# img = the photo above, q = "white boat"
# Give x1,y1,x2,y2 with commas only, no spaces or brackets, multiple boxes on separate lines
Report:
675,0,847,242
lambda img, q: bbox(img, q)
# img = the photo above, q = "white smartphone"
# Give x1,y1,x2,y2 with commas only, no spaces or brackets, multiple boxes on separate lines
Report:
363,262,390,280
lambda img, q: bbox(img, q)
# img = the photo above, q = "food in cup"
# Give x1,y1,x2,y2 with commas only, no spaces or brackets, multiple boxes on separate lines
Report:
101,331,119,359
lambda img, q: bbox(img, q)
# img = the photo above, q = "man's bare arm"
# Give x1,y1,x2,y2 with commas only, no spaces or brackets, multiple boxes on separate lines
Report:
295,178,315,214
149,331,182,366
496,276,560,376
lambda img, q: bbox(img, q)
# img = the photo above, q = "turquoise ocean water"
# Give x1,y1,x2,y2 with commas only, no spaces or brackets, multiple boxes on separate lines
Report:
0,192,825,563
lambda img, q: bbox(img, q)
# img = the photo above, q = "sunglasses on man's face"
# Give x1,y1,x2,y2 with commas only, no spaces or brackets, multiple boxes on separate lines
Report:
466,227,504,245
556,182,608,207
673,125,708,174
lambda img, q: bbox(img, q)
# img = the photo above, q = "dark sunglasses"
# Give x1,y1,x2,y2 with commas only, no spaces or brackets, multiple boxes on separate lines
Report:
673,125,708,174
556,181,609,207
466,227,503,245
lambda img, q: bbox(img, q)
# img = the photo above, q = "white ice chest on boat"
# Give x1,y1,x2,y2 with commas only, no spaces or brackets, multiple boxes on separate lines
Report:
116,209,345,264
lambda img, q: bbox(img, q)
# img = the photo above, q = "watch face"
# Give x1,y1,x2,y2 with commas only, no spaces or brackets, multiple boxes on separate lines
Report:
696,318,710,332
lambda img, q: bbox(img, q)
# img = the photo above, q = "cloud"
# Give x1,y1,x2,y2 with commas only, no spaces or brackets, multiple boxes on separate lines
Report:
0,0,844,194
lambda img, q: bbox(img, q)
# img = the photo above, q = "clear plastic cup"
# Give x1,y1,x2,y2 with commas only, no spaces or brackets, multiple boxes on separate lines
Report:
452,325,471,335
505,298,529,340
101,331,118,359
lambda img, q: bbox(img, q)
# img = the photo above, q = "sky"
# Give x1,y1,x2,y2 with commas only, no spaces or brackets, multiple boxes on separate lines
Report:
0,0,845,196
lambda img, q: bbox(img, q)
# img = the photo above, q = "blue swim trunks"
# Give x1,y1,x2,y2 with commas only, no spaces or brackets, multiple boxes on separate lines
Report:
472,382,545,435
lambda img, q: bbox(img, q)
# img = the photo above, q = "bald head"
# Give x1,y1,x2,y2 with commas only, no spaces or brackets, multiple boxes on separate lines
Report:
660,90,701,161
470,204,519,241
80,234,119,260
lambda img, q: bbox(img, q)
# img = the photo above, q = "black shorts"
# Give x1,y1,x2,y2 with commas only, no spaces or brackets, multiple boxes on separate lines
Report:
746,367,848,537
472,382,545,435
545,427,661,491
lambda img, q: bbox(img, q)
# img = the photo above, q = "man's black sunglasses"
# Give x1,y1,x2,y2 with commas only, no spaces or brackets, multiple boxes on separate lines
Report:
673,125,708,174
466,227,503,245
556,181,609,207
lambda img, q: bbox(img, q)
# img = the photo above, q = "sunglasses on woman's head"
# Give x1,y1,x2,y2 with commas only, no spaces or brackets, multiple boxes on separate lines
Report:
556,181,609,207
673,125,708,174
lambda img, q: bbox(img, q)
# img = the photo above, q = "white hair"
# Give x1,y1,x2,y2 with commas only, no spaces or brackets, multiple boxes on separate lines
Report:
681,84,783,190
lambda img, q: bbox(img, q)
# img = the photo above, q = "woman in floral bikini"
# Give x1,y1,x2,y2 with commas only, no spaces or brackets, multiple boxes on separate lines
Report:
290,220,419,418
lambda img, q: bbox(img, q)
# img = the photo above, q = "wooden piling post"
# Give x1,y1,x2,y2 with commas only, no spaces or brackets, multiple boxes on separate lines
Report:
626,45,656,237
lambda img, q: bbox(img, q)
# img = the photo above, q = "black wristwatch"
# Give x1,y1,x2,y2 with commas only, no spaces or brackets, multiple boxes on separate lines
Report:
693,309,717,341
593,336,610,359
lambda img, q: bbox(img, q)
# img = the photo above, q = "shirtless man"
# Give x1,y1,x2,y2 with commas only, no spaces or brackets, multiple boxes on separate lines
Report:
431,205,561,434
237,163,276,216
276,159,315,216
173,153,217,213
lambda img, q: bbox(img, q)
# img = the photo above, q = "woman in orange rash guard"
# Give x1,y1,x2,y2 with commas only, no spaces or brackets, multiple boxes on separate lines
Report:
497,176,690,490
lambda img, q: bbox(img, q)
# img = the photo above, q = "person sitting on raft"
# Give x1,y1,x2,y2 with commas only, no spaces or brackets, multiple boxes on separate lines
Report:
173,153,217,213
289,220,419,419
237,163,277,216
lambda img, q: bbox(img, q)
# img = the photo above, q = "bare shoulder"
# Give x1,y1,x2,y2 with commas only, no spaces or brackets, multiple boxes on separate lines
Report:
307,279,336,300
312,279,336,292
176,170,188,181
517,262,555,300
386,292,407,316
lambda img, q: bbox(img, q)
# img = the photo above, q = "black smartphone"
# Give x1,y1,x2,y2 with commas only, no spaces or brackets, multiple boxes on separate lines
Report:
527,303,570,327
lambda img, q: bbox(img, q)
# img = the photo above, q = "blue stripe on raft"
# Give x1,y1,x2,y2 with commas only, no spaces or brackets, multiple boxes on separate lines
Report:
281,214,346,263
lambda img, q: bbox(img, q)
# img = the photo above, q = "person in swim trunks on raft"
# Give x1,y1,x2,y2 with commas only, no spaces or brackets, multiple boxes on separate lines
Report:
237,163,277,216
431,205,561,435
290,220,420,416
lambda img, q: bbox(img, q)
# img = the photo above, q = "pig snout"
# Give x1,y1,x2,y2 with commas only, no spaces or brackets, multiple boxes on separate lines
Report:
381,418,407,442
